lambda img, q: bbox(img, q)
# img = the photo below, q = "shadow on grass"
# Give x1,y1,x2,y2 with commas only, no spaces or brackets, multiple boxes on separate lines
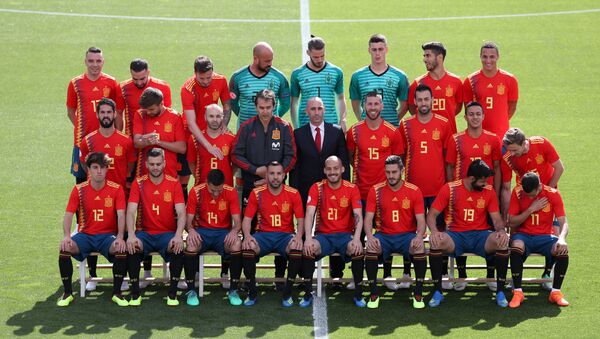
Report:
325,285,563,337
6,283,314,338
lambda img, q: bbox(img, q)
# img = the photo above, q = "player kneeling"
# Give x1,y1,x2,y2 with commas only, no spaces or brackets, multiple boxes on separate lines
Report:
241,161,305,307
427,160,510,308
302,156,366,307
57,152,128,307
507,172,570,307
363,155,428,309
125,148,187,306
183,169,244,306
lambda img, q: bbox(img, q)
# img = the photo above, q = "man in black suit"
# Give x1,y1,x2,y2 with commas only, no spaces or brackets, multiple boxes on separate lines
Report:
290,97,349,284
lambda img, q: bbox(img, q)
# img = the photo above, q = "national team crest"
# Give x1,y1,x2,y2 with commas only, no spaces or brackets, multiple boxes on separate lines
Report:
542,203,551,213
325,74,332,84
381,135,390,147
497,83,505,95
272,129,281,140
103,86,111,97
115,144,123,156
219,200,227,211
445,85,453,97
73,163,79,172
222,145,230,156
483,143,491,156
164,121,173,133
476,197,486,209
164,191,172,202
268,80,275,89
402,197,411,209
535,154,544,165
386,79,393,87
282,201,290,213
432,128,440,141
104,197,113,207
339,196,349,208
212,90,220,101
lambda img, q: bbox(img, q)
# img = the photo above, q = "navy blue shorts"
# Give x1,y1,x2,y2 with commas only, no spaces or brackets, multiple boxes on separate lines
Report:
315,232,353,262
512,233,558,259
448,230,492,258
254,232,293,258
136,231,176,261
197,227,229,257
177,153,191,176
71,146,87,179
375,232,415,261
72,232,116,262
424,196,446,229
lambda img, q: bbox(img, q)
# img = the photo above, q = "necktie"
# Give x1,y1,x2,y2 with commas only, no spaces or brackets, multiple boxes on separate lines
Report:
315,127,321,153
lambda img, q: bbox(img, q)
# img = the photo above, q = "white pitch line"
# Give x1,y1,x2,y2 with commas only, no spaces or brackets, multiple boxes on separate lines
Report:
0,8,598,23
312,290,329,339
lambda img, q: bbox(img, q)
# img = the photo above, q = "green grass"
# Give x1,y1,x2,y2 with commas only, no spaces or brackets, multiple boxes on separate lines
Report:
1,1,599,337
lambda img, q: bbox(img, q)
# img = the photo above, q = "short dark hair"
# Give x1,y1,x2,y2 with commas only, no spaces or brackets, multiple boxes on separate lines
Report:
86,46,102,56
267,161,283,170
365,90,382,100
139,87,164,108
414,84,432,98
194,56,213,73
254,89,276,107
207,169,225,186
86,152,110,168
480,40,499,54
146,147,164,161
503,127,526,146
465,101,484,111
466,159,494,180
96,98,116,114
385,155,404,171
422,41,446,59
130,58,149,72
521,172,541,194
307,36,325,51
369,33,387,45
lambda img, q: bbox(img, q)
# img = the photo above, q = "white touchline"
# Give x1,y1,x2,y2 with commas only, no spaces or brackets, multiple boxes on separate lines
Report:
0,8,598,23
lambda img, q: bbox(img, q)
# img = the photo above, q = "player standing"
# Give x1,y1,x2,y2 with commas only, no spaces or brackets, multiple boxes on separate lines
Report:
463,41,518,139
57,152,128,307
290,36,347,130
408,41,463,133
230,42,290,126
349,34,409,126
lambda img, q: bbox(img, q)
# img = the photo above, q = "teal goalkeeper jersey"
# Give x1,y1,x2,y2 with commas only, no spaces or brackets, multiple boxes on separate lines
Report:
349,65,409,126
290,62,344,127
229,66,290,127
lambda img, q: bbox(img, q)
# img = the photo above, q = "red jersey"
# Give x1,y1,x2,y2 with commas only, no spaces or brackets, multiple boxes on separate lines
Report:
445,129,501,183
408,71,463,133
501,136,560,185
121,77,172,137
187,183,240,229
80,130,136,188
180,74,230,133
463,69,518,138
307,180,362,234
66,73,124,147
66,180,126,235
244,185,304,233
347,120,404,200
186,131,235,186
432,180,499,232
132,107,185,177
129,175,184,234
399,114,451,197
508,185,565,236
366,181,424,234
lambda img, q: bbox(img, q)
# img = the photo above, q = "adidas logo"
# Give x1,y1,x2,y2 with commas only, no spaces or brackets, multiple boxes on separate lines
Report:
210,199,216,204
245,84,250,88
154,190,160,195
473,144,479,149
487,83,493,89
370,135,376,140
93,87,99,91
95,196,101,200
272,201,278,206
203,93,209,97
467,197,473,202
392,197,398,202
421,129,427,134
104,144,111,149
435,86,441,90
154,121,160,125
330,196,337,200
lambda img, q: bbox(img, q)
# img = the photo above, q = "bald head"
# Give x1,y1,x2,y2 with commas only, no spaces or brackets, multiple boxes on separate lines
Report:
205,104,223,115
325,155,342,167
324,155,344,185
205,104,224,131
252,42,274,74
305,97,325,126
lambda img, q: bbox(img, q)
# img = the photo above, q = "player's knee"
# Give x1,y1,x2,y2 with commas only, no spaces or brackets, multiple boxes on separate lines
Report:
226,241,242,253
510,240,525,251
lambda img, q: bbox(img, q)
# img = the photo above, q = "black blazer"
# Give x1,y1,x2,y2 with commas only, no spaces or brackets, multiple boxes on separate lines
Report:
290,123,350,205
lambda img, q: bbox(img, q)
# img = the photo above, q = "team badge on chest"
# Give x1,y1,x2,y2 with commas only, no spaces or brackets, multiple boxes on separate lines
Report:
476,197,486,209
103,86,111,97
535,154,544,165
164,121,173,133
445,85,453,97
432,128,440,141
272,129,280,140
542,203,551,213
115,144,123,156
164,191,172,202
483,143,491,156
105,197,113,207
382,135,390,147
402,197,411,209
222,145,230,156
497,83,505,95
339,196,349,208
219,200,227,211
282,201,290,213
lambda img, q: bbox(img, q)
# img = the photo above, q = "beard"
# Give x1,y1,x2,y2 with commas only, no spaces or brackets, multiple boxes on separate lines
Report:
100,117,114,128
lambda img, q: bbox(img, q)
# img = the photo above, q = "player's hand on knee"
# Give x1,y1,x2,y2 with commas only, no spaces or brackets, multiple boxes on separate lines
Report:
60,236,74,252
303,238,317,257
553,240,568,256
366,236,380,253
113,237,126,253
290,235,303,251
411,237,424,252
187,229,201,247
495,231,509,249
126,236,138,254
430,232,443,249
224,230,238,247
349,239,363,256
242,236,256,251
170,235,184,254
